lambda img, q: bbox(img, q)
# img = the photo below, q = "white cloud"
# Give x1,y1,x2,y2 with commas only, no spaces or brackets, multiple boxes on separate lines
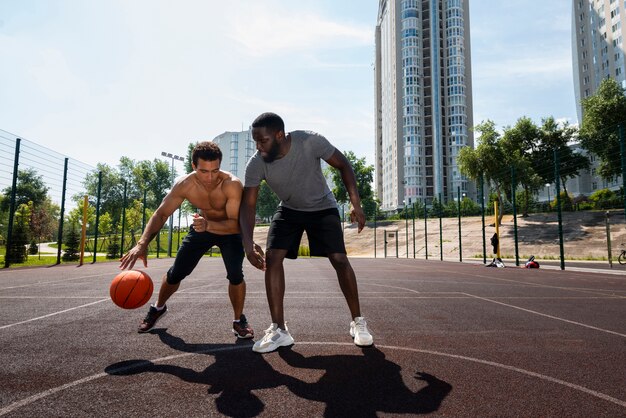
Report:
228,6,372,57
28,48,89,102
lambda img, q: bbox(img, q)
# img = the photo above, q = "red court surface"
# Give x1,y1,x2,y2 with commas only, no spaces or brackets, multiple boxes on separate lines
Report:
1,258,625,417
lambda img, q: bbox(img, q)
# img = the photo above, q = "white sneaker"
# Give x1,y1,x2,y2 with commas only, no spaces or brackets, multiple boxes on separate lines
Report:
350,317,373,347
252,323,294,353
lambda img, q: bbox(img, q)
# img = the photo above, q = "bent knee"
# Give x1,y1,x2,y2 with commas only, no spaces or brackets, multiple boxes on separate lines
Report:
228,274,244,286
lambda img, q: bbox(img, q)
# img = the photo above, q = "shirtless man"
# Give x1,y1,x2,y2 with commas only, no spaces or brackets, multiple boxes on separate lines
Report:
120,141,253,338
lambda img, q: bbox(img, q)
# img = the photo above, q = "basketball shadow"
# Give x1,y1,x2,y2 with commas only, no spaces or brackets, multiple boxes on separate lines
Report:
104,329,298,418
278,346,452,416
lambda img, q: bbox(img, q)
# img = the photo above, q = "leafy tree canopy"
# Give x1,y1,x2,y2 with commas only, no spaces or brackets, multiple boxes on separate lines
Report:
579,78,626,179
1,168,49,212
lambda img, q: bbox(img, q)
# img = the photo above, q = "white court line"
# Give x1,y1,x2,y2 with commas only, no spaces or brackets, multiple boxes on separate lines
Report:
178,282,224,293
436,268,626,299
0,299,109,330
464,293,626,338
359,282,421,294
361,276,626,294
0,274,109,291
0,342,624,416
0,296,109,299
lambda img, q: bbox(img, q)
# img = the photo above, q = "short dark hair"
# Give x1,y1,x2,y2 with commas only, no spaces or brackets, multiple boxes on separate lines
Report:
252,112,285,133
192,141,222,166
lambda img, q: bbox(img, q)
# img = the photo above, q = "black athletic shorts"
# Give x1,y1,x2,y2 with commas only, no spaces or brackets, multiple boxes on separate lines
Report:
267,206,346,259
166,228,244,285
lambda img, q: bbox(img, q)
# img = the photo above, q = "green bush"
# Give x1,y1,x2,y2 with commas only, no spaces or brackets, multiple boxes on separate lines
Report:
106,236,120,259
28,241,38,255
298,245,310,257
62,226,80,261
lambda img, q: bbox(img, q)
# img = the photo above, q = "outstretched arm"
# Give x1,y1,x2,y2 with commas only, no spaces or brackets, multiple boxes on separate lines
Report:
325,149,365,232
239,186,265,270
119,186,185,270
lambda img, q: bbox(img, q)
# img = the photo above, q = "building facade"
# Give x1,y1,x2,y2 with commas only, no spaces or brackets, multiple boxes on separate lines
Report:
572,0,626,122
211,130,256,181
375,0,474,211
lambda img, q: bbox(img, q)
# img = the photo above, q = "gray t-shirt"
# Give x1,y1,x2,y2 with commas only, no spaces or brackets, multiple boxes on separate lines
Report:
244,130,338,211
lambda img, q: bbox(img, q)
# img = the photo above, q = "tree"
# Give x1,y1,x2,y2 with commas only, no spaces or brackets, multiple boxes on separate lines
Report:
501,117,543,217
29,198,58,257
7,204,30,264
579,78,626,179
256,180,280,222
62,223,80,261
457,121,509,224
327,151,377,219
1,168,49,212
97,212,113,253
82,158,172,230
82,163,125,227
185,142,197,174
535,117,589,198
125,200,154,245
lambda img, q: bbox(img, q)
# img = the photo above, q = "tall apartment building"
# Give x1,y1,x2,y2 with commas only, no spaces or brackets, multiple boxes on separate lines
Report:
572,0,626,122
375,0,474,211
211,130,256,180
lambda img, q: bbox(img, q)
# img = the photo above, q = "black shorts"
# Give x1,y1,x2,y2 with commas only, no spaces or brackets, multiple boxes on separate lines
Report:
166,229,244,285
267,206,346,259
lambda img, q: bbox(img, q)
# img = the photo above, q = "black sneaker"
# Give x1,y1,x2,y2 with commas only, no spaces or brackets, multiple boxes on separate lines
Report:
232,314,254,339
138,305,167,333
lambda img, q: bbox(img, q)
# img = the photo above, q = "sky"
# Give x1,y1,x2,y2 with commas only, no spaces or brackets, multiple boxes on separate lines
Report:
0,0,578,173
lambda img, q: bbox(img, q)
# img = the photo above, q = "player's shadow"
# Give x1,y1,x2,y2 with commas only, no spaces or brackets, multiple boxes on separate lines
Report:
104,329,298,418
278,345,452,417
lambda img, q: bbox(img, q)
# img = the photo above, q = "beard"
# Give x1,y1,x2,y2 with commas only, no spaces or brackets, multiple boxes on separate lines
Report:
261,141,281,163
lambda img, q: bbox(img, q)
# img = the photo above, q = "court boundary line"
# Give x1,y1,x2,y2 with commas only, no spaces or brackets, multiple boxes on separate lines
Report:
464,292,626,338
0,299,109,330
1,342,624,416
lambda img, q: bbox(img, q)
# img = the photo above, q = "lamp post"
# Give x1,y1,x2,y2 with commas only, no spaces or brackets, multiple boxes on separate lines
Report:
161,151,185,257
545,183,551,211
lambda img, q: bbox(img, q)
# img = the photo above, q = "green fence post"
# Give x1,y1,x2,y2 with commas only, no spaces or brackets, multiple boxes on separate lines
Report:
177,209,182,251
405,203,409,258
618,123,626,222
374,203,377,259
511,166,519,266
439,193,443,261
142,188,147,233
554,149,565,270
412,203,416,258
4,138,21,268
480,174,486,264
457,186,462,262
56,158,69,265
120,181,128,258
92,171,102,263
424,203,428,260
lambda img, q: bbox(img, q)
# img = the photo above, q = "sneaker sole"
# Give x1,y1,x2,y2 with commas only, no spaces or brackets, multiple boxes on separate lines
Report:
351,328,374,347
354,338,374,347
232,329,255,339
252,338,295,353
137,310,167,333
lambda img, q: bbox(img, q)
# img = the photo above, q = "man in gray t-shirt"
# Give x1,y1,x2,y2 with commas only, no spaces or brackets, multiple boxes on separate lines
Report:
240,112,374,353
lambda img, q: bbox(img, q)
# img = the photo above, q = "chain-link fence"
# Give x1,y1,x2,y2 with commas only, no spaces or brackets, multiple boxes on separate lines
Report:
1,129,186,268
3,123,626,270
341,122,626,269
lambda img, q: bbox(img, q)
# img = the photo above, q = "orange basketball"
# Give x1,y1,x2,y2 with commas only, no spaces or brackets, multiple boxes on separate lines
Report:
110,270,154,309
